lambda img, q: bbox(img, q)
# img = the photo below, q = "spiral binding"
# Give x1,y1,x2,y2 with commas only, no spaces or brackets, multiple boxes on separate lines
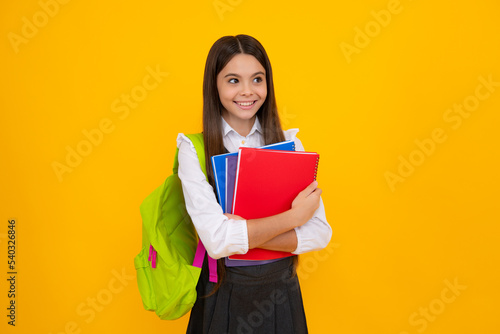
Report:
313,155,319,181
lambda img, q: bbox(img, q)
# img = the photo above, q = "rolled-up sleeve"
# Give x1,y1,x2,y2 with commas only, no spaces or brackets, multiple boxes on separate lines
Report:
284,129,333,254
177,134,249,259
292,198,332,254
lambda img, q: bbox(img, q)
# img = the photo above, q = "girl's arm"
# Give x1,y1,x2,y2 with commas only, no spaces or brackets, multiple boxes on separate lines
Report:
250,229,297,252
178,135,250,259
225,181,322,251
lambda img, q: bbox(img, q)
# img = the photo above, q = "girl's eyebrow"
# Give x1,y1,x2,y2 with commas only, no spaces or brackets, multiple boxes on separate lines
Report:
224,71,265,78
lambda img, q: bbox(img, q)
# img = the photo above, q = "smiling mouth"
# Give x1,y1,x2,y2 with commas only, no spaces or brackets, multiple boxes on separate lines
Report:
234,101,257,106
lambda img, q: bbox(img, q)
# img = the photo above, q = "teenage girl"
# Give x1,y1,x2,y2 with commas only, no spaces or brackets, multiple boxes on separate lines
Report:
177,34,332,334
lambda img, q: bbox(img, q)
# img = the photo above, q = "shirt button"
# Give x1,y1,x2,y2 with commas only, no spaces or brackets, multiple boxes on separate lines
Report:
241,140,245,144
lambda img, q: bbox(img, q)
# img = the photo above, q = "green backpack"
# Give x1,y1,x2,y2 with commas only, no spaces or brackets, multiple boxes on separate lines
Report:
134,133,217,320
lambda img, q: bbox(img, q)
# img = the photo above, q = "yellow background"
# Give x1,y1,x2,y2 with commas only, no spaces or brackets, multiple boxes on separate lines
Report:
1,0,499,333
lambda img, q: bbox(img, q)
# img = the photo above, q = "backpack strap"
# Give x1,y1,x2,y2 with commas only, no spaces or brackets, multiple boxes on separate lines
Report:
181,132,218,283
193,240,218,283
172,133,206,178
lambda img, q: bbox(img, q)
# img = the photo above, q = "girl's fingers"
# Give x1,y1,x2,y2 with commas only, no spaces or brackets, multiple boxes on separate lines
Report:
292,181,321,209
303,181,319,197
224,213,245,220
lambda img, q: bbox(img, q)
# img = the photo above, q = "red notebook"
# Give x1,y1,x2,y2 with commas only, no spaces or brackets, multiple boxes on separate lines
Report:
229,147,320,261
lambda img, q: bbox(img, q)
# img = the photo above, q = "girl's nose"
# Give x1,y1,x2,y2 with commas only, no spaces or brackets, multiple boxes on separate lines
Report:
240,83,253,96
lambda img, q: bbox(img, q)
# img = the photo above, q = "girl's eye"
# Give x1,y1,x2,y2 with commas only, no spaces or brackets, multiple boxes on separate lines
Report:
228,77,263,84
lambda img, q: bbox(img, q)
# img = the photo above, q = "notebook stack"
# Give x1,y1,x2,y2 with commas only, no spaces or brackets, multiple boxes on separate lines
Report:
211,141,319,263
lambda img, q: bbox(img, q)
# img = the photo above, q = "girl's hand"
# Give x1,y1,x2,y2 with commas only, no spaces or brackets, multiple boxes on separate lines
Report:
224,213,245,220
291,181,322,226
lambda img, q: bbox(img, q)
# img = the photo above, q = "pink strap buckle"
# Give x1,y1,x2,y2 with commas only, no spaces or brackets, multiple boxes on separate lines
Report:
148,244,157,268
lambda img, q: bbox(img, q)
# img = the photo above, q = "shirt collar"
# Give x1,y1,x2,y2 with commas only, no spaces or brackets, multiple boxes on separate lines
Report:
222,117,262,137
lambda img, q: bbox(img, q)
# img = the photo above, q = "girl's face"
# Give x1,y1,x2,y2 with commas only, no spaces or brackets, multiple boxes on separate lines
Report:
217,54,267,128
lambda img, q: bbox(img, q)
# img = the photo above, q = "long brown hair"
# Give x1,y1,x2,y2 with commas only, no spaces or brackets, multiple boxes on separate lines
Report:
202,35,291,294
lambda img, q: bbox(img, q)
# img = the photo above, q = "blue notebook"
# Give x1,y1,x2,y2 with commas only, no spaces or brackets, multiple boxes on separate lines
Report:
211,140,296,213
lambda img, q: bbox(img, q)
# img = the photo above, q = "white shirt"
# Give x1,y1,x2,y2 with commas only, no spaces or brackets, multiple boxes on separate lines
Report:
177,117,332,259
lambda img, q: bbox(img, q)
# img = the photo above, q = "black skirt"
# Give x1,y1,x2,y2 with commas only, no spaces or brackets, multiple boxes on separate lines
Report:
186,256,308,334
